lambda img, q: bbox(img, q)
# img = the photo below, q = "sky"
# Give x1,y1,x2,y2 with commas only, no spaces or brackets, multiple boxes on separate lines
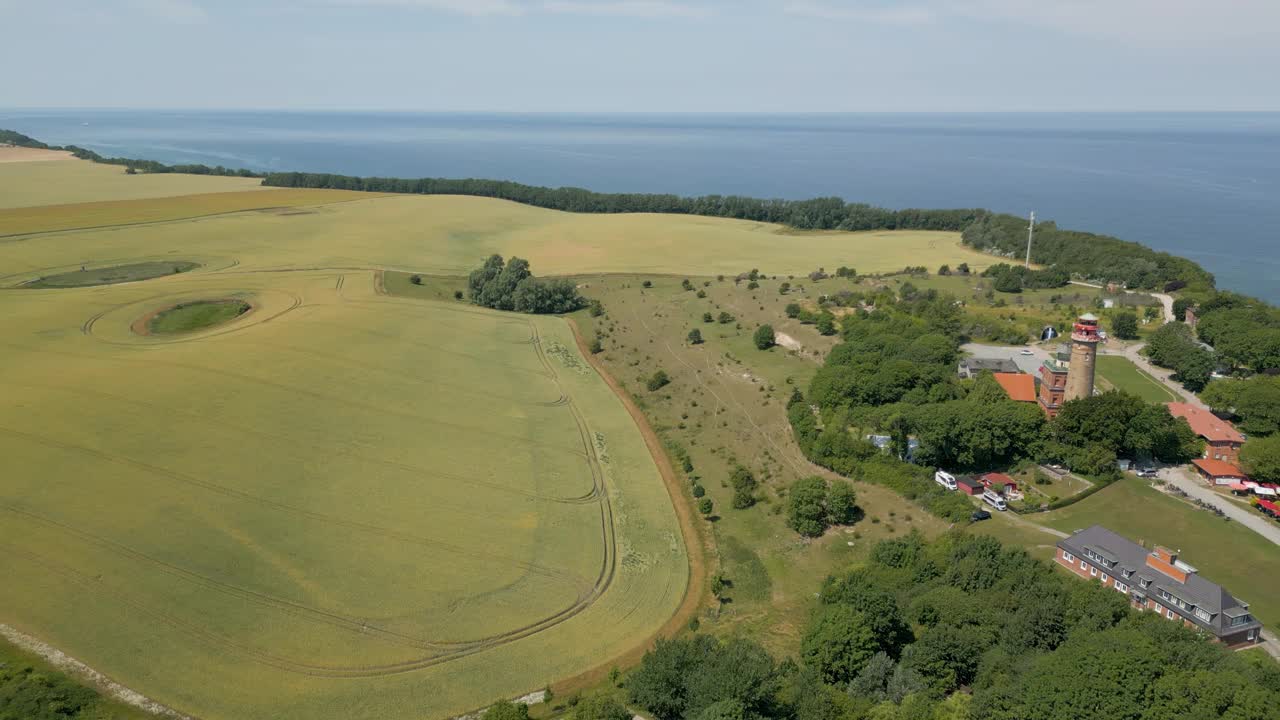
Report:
3,0,1278,112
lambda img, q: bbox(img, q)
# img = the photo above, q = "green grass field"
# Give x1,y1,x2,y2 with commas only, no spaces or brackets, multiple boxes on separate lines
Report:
147,299,251,334
1041,477,1280,625
0,238,686,716
1095,355,1179,403
23,261,201,289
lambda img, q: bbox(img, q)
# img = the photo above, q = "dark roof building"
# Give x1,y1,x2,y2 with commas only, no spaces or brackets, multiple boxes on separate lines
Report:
1055,525,1262,647
958,357,1019,379
955,476,983,496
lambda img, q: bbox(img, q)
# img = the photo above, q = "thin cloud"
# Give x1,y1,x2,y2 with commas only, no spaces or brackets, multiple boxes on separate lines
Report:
783,1,934,24
324,0,526,16
542,1,714,18
127,0,208,23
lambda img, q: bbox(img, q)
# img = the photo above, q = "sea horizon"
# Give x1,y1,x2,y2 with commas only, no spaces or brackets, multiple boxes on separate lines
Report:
5,109,1278,302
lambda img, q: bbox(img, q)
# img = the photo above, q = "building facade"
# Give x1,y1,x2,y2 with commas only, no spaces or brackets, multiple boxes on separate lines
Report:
1055,525,1262,647
1166,402,1245,464
1063,313,1100,403
1038,361,1068,417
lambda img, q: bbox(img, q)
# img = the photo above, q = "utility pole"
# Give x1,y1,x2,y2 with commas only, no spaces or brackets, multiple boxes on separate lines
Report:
1025,211,1035,268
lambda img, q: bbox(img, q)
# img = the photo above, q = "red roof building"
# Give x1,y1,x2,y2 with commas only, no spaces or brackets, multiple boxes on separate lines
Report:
1166,403,1245,464
1191,458,1249,486
993,372,1037,403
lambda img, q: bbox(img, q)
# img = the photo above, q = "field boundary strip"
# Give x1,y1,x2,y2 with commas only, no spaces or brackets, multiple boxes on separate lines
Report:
0,189,388,239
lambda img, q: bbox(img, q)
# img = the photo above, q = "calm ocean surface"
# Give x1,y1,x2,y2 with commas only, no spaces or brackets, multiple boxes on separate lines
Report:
4,110,1278,302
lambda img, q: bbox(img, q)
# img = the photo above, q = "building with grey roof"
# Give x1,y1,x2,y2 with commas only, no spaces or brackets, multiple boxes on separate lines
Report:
1055,525,1262,647
957,357,1020,379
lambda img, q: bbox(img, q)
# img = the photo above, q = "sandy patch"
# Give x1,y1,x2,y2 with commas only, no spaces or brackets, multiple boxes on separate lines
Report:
0,146,74,163
775,332,803,352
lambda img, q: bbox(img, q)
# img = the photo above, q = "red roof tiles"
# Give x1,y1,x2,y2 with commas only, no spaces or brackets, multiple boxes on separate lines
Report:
993,372,1037,403
1166,403,1245,444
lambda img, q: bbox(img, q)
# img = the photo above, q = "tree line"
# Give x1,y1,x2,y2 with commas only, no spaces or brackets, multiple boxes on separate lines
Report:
621,531,1279,720
0,128,263,177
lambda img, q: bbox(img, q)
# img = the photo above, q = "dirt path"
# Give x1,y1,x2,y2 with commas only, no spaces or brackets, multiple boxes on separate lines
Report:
0,623,190,719
557,318,709,694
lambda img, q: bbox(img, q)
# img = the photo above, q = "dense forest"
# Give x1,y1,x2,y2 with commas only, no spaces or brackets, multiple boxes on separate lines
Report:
623,531,1280,720
788,285,1199,524
962,214,1213,291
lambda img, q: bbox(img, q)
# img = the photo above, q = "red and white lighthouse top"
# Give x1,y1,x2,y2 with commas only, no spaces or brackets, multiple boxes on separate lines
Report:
1072,313,1100,342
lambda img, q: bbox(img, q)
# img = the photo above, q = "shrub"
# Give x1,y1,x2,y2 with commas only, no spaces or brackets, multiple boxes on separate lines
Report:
642,280,653,288
589,339,604,354
589,300,605,317
718,311,734,324
687,329,704,345
698,497,714,516
409,274,423,285
753,324,776,350
647,370,671,391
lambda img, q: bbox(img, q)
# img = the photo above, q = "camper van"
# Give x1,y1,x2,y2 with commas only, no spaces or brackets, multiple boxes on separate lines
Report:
982,489,1007,511
934,470,957,491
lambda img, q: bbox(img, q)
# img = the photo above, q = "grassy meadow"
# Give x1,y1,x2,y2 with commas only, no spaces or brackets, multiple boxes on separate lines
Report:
1096,354,1180,403
571,272,950,656
0,172,689,718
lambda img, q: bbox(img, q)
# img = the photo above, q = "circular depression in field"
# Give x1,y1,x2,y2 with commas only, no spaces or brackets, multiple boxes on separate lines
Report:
83,288,301,345
0,256,240,289
135,298,254,336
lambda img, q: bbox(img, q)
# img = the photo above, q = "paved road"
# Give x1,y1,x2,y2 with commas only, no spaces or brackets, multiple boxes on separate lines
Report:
1157,466,1280,546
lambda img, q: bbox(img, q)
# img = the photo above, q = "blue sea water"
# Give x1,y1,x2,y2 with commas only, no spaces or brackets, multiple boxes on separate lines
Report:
4,110,1278,302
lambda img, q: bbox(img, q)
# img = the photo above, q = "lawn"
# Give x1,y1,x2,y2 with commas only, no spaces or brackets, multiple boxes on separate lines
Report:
1041,477,1280,626
0,267,686,720
1096,355,1179,403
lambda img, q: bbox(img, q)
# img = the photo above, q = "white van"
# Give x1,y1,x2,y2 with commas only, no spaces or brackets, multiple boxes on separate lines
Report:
934,470,957,491
982,489,1007,511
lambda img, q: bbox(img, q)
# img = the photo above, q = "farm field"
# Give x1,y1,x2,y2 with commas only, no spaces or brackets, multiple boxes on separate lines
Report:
0,188,380,236
1096,354,1179,403
0,182,995,284
0,264,686,719
0,156,269,209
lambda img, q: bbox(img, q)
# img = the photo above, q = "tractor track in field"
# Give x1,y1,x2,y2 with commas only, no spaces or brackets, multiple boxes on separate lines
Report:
5,379,596,505
0,339,586,458
0,299,623,679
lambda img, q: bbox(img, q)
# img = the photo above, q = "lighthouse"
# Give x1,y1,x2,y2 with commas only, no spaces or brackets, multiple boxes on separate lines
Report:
1063,313,1100,402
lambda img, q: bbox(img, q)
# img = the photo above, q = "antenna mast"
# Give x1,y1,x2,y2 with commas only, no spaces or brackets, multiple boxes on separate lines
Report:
1025,211,1035,268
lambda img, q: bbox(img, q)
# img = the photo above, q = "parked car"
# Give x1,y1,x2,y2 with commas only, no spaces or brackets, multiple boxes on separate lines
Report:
982,489,1008,511
971,509,992,522
1019,349,1035,356
934,470,957,491
1136,467,1159,478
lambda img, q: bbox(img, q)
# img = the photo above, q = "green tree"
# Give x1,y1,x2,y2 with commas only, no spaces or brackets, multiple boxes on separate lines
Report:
754,325,776,350
699,497,714,516
718,311,734,324
573,694,631,720
1202,375,1280,435
1111,311,1139,339
647,370,671,392
787,477,830,537
589,339,604,354
730,466,757,509
688,328,704,345
589,300,605,317
703,312,714,323
482,701,531,720
1241,434,1280,483
826,480,857,524
802,605,880,684
786,303,802,318
816,313,837,336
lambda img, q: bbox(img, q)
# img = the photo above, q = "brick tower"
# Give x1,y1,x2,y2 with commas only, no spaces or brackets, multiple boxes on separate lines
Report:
1063,313,1100,402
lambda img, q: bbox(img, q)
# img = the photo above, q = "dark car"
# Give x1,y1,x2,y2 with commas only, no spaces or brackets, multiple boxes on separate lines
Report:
971,509,992,522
